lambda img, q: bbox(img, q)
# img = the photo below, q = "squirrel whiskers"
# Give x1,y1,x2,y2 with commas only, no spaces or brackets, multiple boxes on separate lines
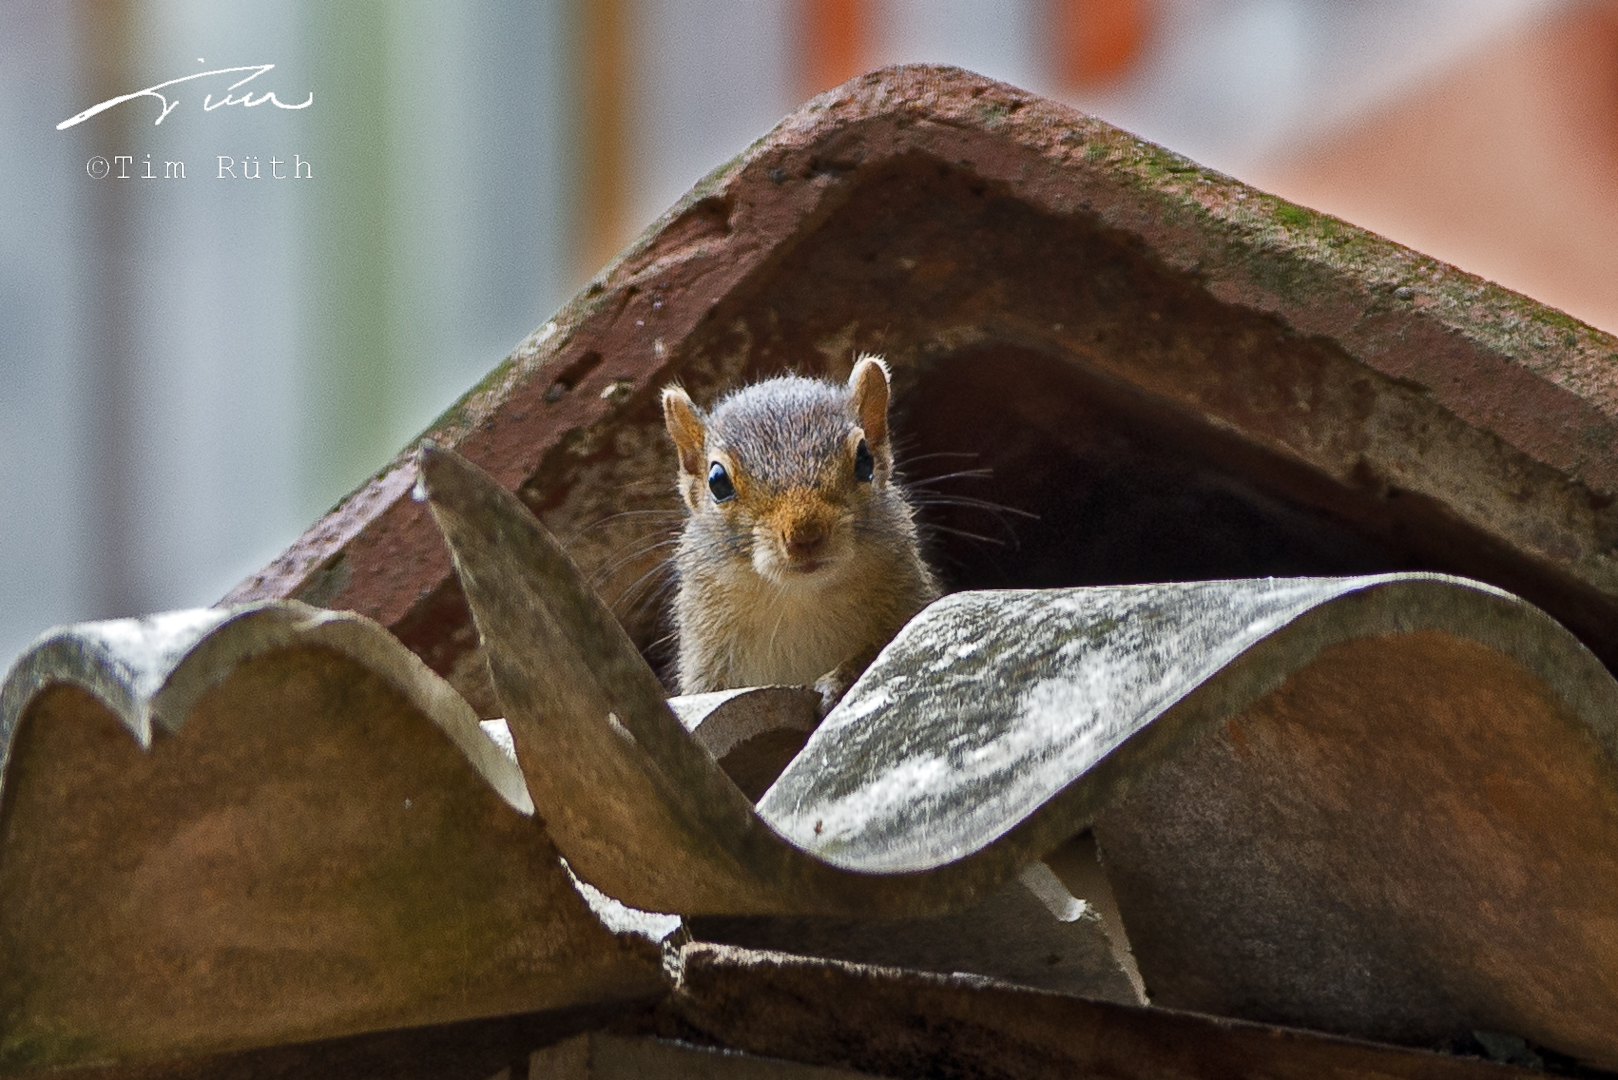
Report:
661,356,940,710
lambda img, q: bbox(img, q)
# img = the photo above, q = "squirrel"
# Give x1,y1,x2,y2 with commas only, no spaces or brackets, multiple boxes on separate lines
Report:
661,356,940,711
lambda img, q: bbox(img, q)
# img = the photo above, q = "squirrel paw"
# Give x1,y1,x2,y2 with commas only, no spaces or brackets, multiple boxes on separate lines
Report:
813,670,850,717
814,644,886,717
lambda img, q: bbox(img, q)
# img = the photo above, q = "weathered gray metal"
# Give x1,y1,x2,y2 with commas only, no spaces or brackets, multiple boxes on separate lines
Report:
0,602,669,1072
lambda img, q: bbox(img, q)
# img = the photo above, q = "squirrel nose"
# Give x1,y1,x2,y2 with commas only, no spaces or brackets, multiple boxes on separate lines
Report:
783,520,828,560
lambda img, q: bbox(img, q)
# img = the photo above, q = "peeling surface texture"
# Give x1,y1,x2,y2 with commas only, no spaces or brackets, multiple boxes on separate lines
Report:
228,64,1618,704
0,602,666,1072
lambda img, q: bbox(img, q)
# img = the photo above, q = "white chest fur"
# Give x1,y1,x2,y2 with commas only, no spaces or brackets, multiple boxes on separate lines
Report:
700,563,875,689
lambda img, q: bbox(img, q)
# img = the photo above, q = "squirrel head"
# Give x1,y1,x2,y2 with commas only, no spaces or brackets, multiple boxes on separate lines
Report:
662,356,896,586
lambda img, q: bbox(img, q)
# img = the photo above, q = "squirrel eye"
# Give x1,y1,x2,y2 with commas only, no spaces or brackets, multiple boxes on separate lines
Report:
854,438,875,482
707,461,737,502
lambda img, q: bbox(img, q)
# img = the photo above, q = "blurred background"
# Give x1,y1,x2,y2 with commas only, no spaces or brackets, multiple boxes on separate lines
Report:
4,0,1615,667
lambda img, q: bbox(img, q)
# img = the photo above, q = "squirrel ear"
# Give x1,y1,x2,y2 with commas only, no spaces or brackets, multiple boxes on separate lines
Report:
662,385,707,476
849,354,890,446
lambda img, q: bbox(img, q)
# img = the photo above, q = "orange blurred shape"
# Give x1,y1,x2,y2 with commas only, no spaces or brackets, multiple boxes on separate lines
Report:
799,0,869,98
580,0,630,276
1054,0,1151,88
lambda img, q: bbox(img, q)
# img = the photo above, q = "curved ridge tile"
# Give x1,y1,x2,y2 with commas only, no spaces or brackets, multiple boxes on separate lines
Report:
1094,618,1618,1066
0,600,669,1071
418,443,858,916
760,578,1372,870
0,601,531,815
0,608,235,759
421,444,1618,936
761,573,1618,874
